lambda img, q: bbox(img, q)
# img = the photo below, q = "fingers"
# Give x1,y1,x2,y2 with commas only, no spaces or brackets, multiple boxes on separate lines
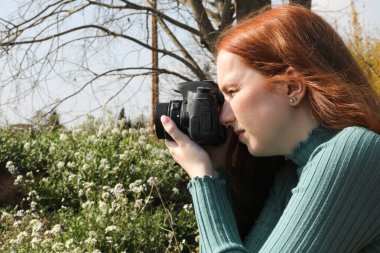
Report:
160,115,189,145
165,139,178,149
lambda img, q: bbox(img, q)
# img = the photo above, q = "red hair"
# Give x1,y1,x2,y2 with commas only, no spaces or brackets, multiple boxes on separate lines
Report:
217,5,380,133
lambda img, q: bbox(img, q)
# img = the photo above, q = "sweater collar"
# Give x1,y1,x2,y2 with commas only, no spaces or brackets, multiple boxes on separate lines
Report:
285,126,338,167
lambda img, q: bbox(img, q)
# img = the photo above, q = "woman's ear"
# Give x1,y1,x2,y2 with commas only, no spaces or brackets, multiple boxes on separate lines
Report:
285,67,306,106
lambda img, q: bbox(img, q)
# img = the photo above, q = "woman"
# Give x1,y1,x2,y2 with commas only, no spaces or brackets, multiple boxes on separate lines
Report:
161,5,380,252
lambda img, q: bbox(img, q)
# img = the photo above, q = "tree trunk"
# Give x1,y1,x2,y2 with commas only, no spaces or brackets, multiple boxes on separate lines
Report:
289,0,312,9
151,0,159,129
235,0,271,20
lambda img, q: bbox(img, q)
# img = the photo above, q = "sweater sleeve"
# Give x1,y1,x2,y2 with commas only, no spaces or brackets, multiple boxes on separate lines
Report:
252,127,380,252
188,175,247,252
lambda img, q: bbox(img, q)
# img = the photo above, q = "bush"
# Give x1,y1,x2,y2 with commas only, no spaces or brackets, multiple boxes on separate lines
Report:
0,124,198,253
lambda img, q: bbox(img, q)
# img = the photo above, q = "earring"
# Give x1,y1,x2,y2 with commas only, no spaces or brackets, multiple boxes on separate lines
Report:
289,98,297,105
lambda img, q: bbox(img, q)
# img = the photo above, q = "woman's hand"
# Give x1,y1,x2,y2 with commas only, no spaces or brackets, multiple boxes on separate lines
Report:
160,115,217,179
203,127,234,169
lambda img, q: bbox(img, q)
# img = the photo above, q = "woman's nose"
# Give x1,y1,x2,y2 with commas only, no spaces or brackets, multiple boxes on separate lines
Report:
219,101,235,126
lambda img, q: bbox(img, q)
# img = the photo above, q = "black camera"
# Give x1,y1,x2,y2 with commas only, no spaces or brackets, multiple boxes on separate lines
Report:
154,81,226,145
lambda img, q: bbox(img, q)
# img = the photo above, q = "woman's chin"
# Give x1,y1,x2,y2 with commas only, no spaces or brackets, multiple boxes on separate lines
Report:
246,142,273,157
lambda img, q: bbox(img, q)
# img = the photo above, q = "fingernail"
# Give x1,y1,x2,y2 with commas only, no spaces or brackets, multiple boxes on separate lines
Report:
160,115,169,124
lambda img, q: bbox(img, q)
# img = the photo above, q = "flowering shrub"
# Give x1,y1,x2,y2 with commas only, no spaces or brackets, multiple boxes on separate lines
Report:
0,123,198,252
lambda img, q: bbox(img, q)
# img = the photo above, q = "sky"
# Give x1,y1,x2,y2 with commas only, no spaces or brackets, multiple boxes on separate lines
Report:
0,0,379,128
311,0,380,37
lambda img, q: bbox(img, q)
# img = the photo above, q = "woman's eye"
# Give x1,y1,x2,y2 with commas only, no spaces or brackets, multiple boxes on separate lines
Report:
227,89,236,97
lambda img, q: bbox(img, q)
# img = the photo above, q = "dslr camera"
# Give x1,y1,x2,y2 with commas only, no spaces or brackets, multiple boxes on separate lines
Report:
155,81,226,145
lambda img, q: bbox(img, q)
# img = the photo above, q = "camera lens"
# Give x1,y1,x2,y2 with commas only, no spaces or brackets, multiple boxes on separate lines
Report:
154,103,169,139
154,101,183,140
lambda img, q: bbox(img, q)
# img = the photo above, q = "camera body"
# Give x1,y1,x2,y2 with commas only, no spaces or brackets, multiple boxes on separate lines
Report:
155,81,226,145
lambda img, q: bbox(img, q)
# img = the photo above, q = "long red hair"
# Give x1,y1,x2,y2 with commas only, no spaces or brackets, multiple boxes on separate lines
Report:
216,4,380,239
217,5,380,133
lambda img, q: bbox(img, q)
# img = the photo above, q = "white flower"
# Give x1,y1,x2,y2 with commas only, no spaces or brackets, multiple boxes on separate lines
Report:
41,238,52,247
30,201,37,211
105,225,118,233
51,224,62,235
65,238,74,248
129,180,146,194
49,145,56,153
16,231,28,244
83,182,94,189
119,153,128,160
14,175,23,185
110,201,121,213
57,161,65,169
1,211,12,221
92,250,102,253
6,161,17,175
100,158,108,166
31,237,41,247
88,135,97,143
139,128,148,135
99,201,108,215
147,177,158,186
24,142,31,151
172,187,179,194
134,199,143,209
13,220,22,228
28,190,40,200
16,210,25,217
85,236,97,246
30,219,43,233
52,242,64,251
112,183,125,198
183,204,193,213
145,196,153,205
67,162,76,168
6,161,14,169
72,128,83,137
68,173,76,182
59,133,68,141
89,231,97,238
82,200,94,209
102,192,110,200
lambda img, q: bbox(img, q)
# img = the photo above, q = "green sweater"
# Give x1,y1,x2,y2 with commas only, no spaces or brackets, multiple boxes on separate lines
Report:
188,126,380,252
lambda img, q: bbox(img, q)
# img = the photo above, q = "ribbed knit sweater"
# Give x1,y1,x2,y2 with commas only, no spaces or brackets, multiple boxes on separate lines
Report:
188,126,380,252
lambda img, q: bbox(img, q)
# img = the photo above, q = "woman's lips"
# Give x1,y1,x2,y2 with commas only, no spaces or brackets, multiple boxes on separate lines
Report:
235,130,245,141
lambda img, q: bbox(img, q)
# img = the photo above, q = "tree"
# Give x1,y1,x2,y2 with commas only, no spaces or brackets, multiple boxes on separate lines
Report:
0,1,311,127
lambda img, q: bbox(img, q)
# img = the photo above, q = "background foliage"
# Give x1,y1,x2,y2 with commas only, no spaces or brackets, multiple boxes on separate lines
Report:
0,121,198,253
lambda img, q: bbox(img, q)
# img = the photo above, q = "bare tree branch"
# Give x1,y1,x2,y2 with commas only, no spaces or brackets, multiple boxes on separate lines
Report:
0,0,317,125
180,0,218,52
89,0,201,37
1,24,204,79
144,0,206,80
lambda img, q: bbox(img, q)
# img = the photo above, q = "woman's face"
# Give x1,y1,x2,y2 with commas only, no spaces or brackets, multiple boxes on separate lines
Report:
217,50,293,156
